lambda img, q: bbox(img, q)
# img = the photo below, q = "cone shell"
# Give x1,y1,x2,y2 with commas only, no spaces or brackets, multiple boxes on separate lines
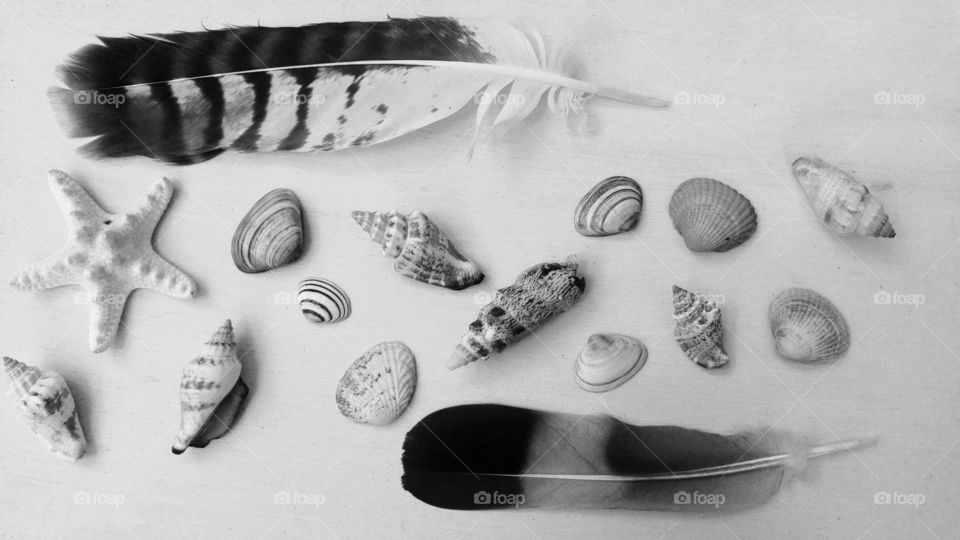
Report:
232,188,303,273
298,278,351,323
574,334,647,392
769,288,850,364
173,320,243,454
672,285,728,369
352,210,484,290
4,356,86,460
574,176,643,236
669,178,758,252
336,341,417,425
448,257,585,369
791,157,895,238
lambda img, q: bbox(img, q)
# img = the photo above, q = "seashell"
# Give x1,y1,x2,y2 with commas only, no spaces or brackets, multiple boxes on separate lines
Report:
231,188,303,273
669,178,758,252
672,285,728,369
574,333,647,392
769,288,850,364
352,210,484,290
173,320,248,454
336,341,417,425
3,356,87,460
298,278,351,323
574,176,643,236
448,257,585,369
791,157,895,238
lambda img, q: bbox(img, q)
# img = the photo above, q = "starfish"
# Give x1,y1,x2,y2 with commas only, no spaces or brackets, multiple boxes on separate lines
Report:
10,170,197,353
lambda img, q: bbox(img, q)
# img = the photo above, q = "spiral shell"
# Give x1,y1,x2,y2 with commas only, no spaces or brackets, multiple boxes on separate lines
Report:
672,285,728,369
231,189,303,273
669,178,758,252
3,356,87,460
792,157,895,238
298,278,351,323
574,333,647,392
448,257,585,369
574,176,643,236
336,341,417,425
769,288,850,364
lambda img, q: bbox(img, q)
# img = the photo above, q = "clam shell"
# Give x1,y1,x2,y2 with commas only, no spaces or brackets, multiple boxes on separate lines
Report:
791,157,895,238
298,278,351,323
669,178,758,252
574,176,643,236
672,285,729,369
574,333,647,392
232,188,303,273
769,288,850,364
336,341,417,425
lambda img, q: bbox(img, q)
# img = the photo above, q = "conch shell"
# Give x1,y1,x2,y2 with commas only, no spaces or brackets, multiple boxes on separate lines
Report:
791,157,895,238
173,320,249,454
769,288,850,364
336,341,417,425
448,258,585,369
672,285,728,369
352,210,484,290
4,356,86,460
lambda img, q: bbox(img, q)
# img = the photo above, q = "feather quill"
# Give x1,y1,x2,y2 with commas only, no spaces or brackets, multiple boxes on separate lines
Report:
48,17,668,164
401,404,875,511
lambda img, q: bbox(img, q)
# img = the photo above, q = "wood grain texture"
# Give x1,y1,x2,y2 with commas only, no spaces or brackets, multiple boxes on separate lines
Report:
0,1,958,539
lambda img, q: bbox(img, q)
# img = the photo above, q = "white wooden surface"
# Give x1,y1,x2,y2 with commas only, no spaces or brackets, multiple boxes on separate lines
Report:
1,1,958,538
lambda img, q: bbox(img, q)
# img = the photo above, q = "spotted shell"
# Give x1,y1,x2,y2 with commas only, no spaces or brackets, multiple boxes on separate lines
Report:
574,176,643,236
231,189,303,273
669,178,758,252
574,333,647,392
336,342,417,426
298,278,351,323
769,288,850,364
791,157,895,238
672,285,728,369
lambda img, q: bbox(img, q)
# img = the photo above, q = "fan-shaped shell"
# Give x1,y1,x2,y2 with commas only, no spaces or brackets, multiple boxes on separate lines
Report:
669,178,758,252
769,288,850,364
336,341,417,426
232,188,303,273
791,157,895,238
574,176,643,236
672,285,728,369
298,278,351,323
574,333,647,392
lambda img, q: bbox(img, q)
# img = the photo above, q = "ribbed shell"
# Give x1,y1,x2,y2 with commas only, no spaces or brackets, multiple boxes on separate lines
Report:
672,285,729,369
574,333,647,392
298,278,351,323
336,341,417,426
669,178,758,252
769,288,850,364
574,176,643,236
791,157,895,238
231,188,303,273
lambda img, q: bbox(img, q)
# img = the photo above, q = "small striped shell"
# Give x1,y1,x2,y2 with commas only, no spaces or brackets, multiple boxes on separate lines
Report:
672,285,728,369
769,288,850,364
669,178,758,252
791,157,895,238
336,342,417,426
231,189,303,273
574,333,647,392
574,176,643,236
298,278,351,323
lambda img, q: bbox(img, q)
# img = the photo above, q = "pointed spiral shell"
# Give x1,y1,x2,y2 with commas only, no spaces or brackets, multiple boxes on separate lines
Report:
672,285,728,369
791,157,895,238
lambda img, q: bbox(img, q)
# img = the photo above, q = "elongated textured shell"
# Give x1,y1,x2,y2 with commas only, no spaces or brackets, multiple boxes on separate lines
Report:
231,189,303,273
298,278,351,323
574,333,647,392
336,341,417,425
448,258,585,369
669,178,758,252
4,356,86,460
791,157,895,238
672,285,728,369
769,288,850,364
574,176,643,236
352,210,484,290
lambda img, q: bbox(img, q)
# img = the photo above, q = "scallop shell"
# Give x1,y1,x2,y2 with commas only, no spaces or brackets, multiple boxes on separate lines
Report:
672,285,729,369
336,341,417,425
231,188,303,273
574,333,647,392
769,288,850,364
3,356,87,460
574,176,643,236
298,278,351,323
791,157,895,238
352,210,484,290
669,178,758,252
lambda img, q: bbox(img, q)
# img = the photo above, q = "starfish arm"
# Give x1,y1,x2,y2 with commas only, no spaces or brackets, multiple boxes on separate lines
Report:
87,285,130,353
48,170,109,230
132,178,174,231
9,247,80,291
131,251,198,298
